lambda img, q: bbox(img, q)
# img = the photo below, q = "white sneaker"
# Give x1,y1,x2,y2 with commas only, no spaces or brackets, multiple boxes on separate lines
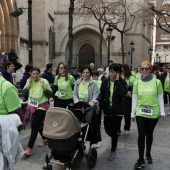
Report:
124,130,130,135
167,112,170,115
95,142,101,148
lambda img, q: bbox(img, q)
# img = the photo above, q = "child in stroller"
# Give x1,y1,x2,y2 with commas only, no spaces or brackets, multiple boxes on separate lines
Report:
42,102,98,170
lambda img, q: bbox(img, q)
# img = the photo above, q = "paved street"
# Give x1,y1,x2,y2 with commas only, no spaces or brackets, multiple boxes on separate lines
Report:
14,107,170,170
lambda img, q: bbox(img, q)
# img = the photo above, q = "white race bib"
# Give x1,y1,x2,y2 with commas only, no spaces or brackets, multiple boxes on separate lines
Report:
60,90,66,96
28,97,39,107
55,91,58,96
140,105,153,116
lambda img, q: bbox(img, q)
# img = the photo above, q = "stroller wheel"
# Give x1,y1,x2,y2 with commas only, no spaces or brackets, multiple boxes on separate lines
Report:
87,148,97,169
42,164,52,170
47,164,52,170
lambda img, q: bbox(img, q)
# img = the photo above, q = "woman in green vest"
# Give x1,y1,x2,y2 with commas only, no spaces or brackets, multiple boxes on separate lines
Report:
0,75,22,119
121,64,136,135
53,63,75,108
131,61,165,169
73,66,100,147
23,67,53,156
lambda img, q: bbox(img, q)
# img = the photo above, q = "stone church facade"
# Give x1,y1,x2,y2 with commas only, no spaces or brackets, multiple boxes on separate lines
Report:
0,0,153,70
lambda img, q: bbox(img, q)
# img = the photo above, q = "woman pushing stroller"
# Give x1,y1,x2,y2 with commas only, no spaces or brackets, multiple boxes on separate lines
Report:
73,65,101,147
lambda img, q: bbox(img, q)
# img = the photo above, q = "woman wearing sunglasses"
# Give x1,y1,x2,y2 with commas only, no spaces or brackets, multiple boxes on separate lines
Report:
53,63,75,108
131,61,165,169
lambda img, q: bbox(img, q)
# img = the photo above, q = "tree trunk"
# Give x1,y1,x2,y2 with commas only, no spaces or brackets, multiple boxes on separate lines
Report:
99,33,103,66
68,0,75,69
120,32,125,64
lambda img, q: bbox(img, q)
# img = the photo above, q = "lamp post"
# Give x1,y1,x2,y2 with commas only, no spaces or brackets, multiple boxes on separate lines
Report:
10,0,33,64
156,53,161,63
106,26,113,66
28,0,33,64
148,46,153,62
130,41,135,71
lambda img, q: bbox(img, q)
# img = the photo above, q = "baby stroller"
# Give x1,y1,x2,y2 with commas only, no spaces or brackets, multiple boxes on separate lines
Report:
42,102,98,170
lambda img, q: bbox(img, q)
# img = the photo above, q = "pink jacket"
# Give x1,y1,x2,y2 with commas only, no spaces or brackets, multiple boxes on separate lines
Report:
23,101,49,126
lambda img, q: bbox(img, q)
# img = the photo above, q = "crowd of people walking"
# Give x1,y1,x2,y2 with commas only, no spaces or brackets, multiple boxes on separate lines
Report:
0,49,169,169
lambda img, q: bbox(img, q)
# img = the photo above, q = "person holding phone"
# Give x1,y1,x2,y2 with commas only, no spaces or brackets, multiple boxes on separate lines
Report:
98,63,128,161
22,67,52,156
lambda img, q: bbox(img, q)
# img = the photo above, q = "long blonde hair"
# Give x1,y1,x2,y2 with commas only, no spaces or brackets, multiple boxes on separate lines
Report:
57,63,69,81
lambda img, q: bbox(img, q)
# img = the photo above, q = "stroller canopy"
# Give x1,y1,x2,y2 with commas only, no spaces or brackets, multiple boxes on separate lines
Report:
43,107,81,139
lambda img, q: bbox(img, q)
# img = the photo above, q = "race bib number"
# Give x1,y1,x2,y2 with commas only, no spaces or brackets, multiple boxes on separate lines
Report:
139,105,153,116
55,91,58,96
60,90,66,96
28,97,39,107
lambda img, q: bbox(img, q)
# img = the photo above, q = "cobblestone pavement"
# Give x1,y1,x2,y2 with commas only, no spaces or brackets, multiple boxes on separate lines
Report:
14,107,170,170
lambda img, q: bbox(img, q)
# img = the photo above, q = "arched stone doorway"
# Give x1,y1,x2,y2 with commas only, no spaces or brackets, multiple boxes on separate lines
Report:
79,44,95,70
0,0,18,52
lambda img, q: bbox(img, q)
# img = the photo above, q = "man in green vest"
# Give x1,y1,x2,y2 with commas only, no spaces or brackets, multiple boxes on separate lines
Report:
0,75,22,120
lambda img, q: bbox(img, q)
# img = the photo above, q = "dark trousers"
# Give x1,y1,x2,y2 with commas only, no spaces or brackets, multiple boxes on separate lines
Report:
124,114,131,131
55,97,73,108
104,115,123,151
96,109,102,126
136,116,159,160
118,114,131,132
28,109,46,148
164,91,170,105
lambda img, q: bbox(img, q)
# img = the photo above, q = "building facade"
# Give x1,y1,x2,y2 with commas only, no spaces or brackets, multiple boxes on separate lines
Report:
155,0,170,66
0,0,153,70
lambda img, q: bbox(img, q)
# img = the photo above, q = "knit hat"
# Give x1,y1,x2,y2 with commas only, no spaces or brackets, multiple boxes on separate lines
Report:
141,61,152,70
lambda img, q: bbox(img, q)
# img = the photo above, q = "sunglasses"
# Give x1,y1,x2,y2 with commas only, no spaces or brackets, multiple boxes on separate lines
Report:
140,67,150,71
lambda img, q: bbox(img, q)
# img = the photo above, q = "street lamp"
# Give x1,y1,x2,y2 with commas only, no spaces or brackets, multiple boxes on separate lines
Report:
148,46,153,62
156,53,161,63
130,41,135,71
106,25,113,65
10,0,33,64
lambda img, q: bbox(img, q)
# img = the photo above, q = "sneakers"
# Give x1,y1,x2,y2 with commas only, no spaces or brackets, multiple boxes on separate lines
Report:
95,142,101,148
167,112,170,116
24,147,32,156
164,104,168,107
108,151,117,161
38,139,48,147
146,156,153,164
124,130,130,135
134,159,146,169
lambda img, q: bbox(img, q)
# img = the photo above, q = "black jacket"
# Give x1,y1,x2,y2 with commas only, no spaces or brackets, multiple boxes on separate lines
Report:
8,52,18,63
98,77,128,116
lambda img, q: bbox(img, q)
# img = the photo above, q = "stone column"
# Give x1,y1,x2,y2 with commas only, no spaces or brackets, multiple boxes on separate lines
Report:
5,32,11,52
11,34,18,51
1,32,6,51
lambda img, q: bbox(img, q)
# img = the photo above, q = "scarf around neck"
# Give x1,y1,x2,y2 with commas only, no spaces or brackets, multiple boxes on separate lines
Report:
141,73,153,82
